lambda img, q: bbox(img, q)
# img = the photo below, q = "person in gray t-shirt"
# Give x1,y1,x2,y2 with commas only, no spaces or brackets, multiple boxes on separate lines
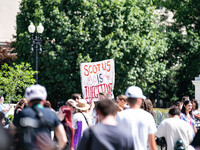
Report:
77,99,134,150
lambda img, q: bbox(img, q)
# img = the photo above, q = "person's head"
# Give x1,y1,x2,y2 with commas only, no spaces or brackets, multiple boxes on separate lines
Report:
14,98,27,111
43,100,52,108
66,99,77,113
99,92,109,101
116,95,127,108
71,93,81,102
95,99,117,120
74,99,90,112
25,84,47,106
181,100,192,115
0,96,4,103
142,99,154,116
191,99,199,110
168,106,180,117
175,100,182,111
0,112,5,126
182,96,189,103
125,86,146,107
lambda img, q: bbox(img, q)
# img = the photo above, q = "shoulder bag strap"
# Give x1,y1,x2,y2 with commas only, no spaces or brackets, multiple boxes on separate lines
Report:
0,103,6,108
80,112,89,127
32,107,51,128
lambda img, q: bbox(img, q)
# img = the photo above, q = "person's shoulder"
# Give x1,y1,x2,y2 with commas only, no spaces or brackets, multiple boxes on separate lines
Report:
42,107,57,117
137,109,154,118
43,107,54,113
178,118,191,126
159,118,173,125
73,112,84,120
73,112,81,117
82,127,92,138
20,107,33,114
118,108,132,115
92,122,105,130
83,112,90,117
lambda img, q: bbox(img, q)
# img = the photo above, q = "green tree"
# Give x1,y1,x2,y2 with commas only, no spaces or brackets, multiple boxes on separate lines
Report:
153,0,200,103
0,63,36,103
15,0,168,105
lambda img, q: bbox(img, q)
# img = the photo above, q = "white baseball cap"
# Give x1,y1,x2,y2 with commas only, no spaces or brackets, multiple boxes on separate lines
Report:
125,86,146,100
25,84,47,101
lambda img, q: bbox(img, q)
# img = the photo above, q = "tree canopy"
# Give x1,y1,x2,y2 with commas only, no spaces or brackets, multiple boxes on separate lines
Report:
153,0,200,103
0,63,36,103
15,0,168,106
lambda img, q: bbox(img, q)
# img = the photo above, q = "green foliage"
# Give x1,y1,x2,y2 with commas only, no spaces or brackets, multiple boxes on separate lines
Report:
153,0,200,103
8,114,14,122
0,63,36,103
15,0,168,104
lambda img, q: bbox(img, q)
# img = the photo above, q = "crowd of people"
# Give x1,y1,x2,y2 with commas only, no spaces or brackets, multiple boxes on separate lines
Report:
0,84,199,150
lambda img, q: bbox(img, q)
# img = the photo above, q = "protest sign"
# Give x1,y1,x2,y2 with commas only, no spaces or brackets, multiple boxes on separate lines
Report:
80,59,115,101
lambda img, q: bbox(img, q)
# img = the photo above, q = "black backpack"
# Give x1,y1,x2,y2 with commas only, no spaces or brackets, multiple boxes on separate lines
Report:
18,107,57,150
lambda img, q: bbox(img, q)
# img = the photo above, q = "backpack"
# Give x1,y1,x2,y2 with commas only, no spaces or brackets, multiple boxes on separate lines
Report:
18,107,57,150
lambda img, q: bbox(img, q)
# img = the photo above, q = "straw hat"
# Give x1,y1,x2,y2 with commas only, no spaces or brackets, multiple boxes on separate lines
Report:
74,99,90,110
66,99,77,107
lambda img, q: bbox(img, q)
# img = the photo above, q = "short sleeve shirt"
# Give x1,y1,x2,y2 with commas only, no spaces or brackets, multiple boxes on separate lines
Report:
0,104,8,117
72,112,92,136
0,104,2,111
77,122,134,150
180,113,195,126
13,106,61,128
13,105,61,149
117,109,157,150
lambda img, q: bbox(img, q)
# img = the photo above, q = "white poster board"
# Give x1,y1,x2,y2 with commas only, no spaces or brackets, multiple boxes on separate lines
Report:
80,59,115,102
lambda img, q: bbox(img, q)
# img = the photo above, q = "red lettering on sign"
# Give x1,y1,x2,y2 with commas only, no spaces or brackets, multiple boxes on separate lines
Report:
102,62,106,71
89,65,92,73
107,61,111,72
84,83,113,101
84,65,89,76
93,65,97,73
83,60,112,76
97,64,101,72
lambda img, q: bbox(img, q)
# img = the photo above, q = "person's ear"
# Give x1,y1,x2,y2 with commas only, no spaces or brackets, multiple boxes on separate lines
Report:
96,109,100,116
41,100,46,105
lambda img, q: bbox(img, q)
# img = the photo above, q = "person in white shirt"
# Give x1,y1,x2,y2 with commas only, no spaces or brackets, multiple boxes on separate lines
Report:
0,96,12,118
156,106,194,150
72,99,92,149
117,86,157,150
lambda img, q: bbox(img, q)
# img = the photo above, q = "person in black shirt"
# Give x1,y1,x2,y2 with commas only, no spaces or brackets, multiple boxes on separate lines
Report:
191,129,200,149
77,99,134,150
11,84,67,150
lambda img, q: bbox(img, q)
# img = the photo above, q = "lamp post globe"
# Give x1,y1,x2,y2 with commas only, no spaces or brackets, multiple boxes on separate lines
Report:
28,22,44,84
28,22,35,33
37,23,44,34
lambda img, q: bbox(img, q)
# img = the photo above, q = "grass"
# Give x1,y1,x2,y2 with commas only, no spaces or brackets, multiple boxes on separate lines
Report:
154,108,169,114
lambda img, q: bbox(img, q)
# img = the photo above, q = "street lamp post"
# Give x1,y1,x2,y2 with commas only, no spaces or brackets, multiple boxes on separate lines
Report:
28,22,44,84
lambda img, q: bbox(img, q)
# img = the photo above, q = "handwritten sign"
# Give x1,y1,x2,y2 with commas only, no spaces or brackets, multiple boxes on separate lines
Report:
80,59,115,101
